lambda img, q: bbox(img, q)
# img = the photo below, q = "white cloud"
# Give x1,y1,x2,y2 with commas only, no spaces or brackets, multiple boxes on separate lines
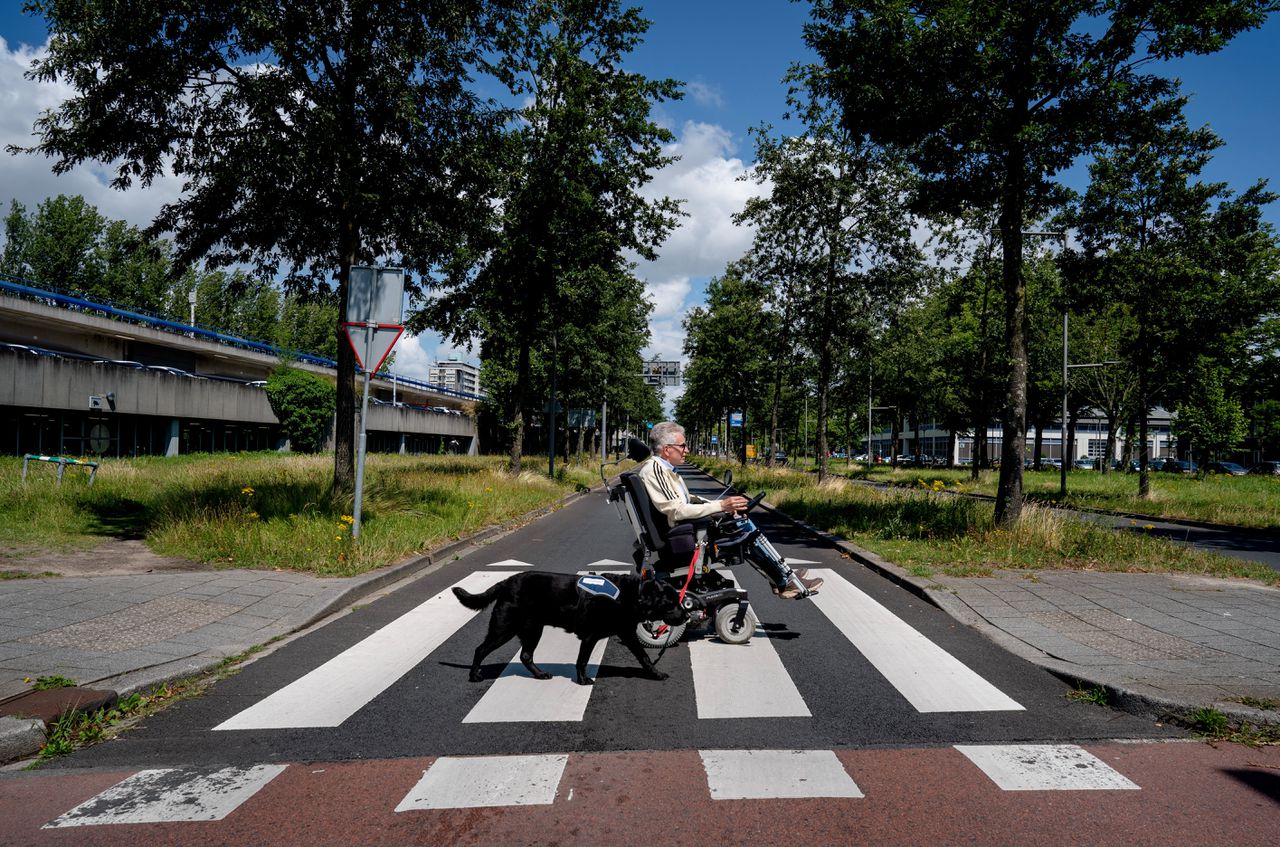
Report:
686,80,724,108
634,120,766,367
0,37,183,232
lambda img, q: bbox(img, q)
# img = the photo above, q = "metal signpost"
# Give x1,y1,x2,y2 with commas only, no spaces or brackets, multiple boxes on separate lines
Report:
341,266,405,540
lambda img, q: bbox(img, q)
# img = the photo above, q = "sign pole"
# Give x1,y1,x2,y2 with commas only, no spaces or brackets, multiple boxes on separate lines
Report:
352,321,374,540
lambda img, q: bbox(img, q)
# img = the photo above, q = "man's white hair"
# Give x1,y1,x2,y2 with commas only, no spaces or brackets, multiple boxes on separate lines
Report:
649,421,685,452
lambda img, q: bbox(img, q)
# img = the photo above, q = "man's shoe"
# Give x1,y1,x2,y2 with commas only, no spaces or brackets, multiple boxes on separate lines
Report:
772,573,823,599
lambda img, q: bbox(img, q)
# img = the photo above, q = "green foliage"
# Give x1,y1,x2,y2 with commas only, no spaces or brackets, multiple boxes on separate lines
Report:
1066,685,1110,707
735,71,921,479
31,675,77,690
263,367,336,454
1174,358,1248,462
17,1,510,491
806,0,1275,522
415,1,680,471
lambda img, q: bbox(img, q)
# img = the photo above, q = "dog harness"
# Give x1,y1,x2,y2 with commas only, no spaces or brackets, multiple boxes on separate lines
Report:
577,575,620,601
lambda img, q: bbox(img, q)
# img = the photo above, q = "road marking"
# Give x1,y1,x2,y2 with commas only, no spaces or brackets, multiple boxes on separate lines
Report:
954,744,1140,790
688,572,810,719
462,628,607,722
699,750,862,799
395,754,568,810
581,559,634,571
808,569,1023,713
486,558,533,568
214,571,508,730
44,765,287,827
786,558,820,565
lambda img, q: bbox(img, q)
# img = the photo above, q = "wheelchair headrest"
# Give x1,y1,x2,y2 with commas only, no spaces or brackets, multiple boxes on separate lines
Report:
626,437,651,461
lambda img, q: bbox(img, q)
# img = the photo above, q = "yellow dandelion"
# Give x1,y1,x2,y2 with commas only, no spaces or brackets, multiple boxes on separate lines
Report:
335,535,342,541
340,515,355,524
241,486,255,495
1144,524,1155,530
248,511,259,519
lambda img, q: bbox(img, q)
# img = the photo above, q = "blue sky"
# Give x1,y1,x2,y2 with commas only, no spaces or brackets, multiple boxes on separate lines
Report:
2,3,1277,394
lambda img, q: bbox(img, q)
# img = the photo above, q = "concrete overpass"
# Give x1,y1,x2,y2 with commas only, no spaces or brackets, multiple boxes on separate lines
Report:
0,279,479,458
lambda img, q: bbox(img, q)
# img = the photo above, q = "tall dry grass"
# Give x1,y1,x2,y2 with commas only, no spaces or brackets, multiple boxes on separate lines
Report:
0,453,600,576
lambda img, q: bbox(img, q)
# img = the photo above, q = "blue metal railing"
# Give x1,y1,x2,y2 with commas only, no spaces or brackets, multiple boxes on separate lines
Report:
0,273,483,402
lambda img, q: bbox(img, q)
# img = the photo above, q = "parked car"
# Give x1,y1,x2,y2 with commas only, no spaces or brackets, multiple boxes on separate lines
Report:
1073,458,1097,470
1249,460,1280,476
92,358,147,369
773,451,788,465
146,365,201,378
1204,461,1248,476
1158,459,1198,474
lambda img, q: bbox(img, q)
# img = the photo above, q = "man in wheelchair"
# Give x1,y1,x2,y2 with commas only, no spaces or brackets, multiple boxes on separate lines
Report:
637,422,822,600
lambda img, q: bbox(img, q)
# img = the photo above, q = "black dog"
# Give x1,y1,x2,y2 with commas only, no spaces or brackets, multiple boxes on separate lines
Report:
452,571,686,685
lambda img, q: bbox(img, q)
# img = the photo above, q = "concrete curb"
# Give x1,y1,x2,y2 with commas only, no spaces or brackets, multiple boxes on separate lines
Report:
0,482,596,764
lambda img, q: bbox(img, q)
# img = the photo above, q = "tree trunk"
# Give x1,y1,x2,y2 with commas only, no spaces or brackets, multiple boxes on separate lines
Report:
994,159,1028,526
508,338,530,474
332,239,357,493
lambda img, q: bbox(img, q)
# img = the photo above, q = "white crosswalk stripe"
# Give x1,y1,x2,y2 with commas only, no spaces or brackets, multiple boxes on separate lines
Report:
214,571,509,730
396,754,568,810
700,749,862,799
807,568,1024,713
44,765,287,827
955,744,1140,790
463,628,607,722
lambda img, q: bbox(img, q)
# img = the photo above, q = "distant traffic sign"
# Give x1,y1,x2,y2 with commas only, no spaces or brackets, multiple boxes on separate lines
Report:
641,359,681,386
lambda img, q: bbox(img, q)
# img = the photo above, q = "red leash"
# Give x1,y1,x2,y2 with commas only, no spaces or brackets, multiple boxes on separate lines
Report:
656,543,701,639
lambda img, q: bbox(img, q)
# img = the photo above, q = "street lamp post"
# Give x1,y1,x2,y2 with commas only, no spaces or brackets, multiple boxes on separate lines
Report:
188,288,197,326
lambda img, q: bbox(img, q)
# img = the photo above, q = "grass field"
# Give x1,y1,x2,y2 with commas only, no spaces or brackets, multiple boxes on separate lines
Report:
784,458,1280,530
695,457,1280,586
1,453,604,576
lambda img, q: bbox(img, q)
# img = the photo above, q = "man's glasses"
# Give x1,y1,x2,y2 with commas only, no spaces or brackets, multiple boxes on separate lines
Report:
669,442,688,451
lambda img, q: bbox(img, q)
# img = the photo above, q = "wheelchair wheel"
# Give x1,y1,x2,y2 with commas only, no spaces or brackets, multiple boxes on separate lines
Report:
714,604,756,645
636,619,686,649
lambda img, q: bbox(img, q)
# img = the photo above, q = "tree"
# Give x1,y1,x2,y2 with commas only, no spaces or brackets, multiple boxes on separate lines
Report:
264,365,336,453
806,0,1275,523
736,71,920,483
16,1,504,491
414,0,680,473
1173,357,1247,465
680,265,776,463
1070,101,1280,495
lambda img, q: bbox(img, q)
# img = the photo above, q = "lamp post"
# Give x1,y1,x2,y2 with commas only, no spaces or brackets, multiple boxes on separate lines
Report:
187,288,197,326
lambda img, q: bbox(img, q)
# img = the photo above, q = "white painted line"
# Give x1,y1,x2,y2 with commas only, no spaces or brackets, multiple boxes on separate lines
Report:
44,765,287,827
581,559,634,571
689,630,811,718
699,750,862,800
687,572,808,718
808,569,1023,713
463,628,606,722
215,571,508,730
786,558,820,565
955,744,1140,791
486,558,533,568
395,755,568,810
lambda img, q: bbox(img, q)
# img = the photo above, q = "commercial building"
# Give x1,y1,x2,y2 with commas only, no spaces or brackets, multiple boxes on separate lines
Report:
428,357,483,398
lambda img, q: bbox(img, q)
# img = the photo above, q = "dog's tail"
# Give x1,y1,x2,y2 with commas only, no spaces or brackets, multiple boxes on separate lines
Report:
452,583,501,611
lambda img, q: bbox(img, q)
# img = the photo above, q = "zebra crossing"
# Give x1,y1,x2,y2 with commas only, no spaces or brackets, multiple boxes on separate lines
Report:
215,560,1022,731
34,556,1146,828
42,743,1141,827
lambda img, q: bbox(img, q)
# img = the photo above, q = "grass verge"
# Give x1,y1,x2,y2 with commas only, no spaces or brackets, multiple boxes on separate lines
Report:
1,452,605,577
811,461,1280,530
694,458,1280,586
